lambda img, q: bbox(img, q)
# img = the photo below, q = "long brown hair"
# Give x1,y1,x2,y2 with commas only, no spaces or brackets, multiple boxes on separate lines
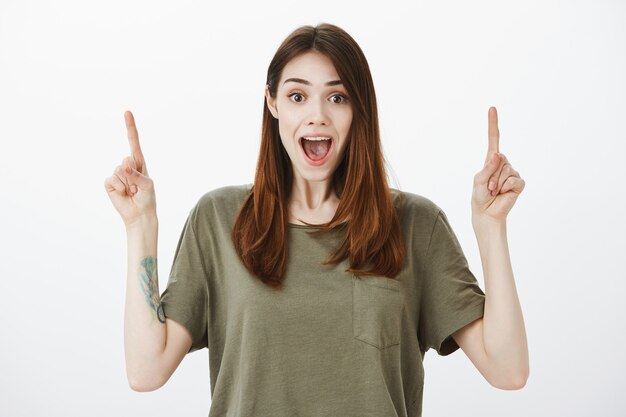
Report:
232,23,405,289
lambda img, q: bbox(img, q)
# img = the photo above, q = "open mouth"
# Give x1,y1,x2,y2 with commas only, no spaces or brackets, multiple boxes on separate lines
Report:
299,136,333,164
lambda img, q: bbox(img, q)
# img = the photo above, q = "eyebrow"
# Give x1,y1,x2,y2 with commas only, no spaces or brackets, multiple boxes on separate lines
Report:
283,78,343,87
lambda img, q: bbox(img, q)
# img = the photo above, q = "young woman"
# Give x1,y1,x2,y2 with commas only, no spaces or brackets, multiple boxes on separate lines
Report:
105,23,528,417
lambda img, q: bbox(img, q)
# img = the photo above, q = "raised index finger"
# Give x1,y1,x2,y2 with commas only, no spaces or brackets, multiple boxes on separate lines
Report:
124,110,145,172
488,106,499,156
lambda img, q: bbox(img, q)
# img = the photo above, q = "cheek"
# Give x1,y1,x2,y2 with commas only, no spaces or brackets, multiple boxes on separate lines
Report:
278,125,298,154
342,105,353,122
341,112,353,134
278,130,291,150
276,103,298,129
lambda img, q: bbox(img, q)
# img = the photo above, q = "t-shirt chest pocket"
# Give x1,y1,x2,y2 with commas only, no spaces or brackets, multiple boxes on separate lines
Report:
352,275,403,349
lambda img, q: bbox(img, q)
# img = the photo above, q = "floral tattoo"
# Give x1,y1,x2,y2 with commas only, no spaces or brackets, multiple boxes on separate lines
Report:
139,256,165,323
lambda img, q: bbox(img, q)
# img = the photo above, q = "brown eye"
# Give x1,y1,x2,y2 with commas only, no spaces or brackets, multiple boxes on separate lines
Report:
331,94,348,104
289,93,304,103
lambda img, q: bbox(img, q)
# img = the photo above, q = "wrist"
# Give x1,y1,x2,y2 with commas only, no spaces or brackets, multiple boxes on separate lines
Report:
472,213,506,232
125,214,159,232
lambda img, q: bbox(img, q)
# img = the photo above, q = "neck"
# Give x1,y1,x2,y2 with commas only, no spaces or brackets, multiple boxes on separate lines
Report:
288,176,339,225
290,177,336,209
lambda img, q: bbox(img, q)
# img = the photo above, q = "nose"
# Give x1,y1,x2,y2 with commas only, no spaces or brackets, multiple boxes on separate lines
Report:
306,98,329,126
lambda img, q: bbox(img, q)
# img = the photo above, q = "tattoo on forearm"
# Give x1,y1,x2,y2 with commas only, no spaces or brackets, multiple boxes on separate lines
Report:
139,256,166,324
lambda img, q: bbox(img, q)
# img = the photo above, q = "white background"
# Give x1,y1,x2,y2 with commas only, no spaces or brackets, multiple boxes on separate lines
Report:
1,0,624,416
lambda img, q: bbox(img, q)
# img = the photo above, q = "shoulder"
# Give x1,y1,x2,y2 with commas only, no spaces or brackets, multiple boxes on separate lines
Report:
197,183,252,208
189,183,252,224
389,187,442,222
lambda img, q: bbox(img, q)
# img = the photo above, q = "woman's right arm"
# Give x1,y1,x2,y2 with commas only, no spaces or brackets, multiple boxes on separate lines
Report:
106,111,193,391
124,217,192,392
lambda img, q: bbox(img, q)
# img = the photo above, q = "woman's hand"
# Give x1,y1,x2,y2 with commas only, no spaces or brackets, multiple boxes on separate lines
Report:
104,111,157,228
471,107,525,225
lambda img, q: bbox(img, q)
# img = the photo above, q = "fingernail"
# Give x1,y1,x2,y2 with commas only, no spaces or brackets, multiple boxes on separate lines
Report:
489,181,495,190
125,165,132,174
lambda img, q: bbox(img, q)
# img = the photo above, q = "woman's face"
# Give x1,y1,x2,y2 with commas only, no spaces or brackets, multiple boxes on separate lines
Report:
265,50,353,187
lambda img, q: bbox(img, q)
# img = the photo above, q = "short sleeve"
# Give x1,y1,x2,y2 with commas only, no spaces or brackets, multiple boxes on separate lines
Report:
160,206,209,353
418,209,486,356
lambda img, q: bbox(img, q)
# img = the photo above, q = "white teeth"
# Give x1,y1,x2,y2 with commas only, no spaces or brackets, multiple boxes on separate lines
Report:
302,136,331,141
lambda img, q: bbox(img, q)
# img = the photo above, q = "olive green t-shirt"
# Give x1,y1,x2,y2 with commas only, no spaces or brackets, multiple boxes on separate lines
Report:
160,183,485,417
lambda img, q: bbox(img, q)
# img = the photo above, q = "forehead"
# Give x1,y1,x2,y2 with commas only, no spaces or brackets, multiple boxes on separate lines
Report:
279,51,341,87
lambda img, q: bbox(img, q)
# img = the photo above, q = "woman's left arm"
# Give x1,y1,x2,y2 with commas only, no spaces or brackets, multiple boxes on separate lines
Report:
452,107,529,390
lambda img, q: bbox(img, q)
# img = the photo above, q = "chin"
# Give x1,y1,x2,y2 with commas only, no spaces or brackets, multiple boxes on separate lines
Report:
295,165,335,182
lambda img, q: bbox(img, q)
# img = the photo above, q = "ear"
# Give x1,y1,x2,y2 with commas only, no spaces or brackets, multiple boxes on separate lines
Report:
265,84,279,119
